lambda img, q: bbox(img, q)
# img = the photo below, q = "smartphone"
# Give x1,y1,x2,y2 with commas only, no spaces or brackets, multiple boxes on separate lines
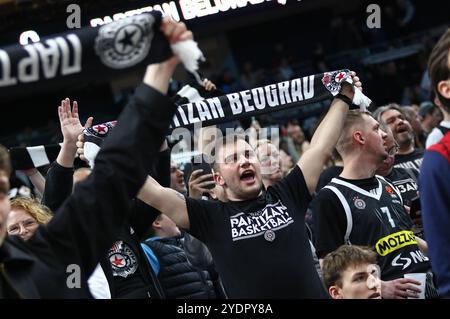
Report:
409,196,421,219
191,154,215,190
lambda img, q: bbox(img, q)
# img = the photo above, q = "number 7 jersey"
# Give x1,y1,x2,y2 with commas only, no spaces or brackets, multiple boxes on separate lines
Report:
323,176,430,280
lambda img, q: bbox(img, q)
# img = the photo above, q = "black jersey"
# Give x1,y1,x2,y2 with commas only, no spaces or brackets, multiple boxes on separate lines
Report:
385,167,418,205
320,176,430,280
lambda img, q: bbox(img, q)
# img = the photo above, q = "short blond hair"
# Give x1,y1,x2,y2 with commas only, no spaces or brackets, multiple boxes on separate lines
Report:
10,197,53,225
336,111,372,157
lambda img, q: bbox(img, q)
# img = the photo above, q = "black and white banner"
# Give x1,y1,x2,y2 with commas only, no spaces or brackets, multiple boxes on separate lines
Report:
0,12,172,99
8,69,371,169
170,69,367,130
9,144,63,170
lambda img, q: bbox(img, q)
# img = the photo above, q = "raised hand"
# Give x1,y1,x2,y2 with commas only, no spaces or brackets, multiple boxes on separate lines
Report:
160,17,193,69
57,98,93,167
202,78,217,92
143,18,194,94
340,71,362,100
59,98,93,146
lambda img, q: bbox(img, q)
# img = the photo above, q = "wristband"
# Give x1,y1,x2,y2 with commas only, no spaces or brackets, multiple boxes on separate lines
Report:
335,93,359,110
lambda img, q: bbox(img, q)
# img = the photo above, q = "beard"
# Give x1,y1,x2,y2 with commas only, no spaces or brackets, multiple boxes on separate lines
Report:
395,131,413,148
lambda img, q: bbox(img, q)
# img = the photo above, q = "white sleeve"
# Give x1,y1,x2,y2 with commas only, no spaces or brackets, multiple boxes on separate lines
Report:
425,129,443,148
87,263,111,299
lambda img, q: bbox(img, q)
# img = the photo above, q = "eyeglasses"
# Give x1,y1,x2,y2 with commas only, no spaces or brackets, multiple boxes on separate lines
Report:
7,219,38,235
387,144,399,156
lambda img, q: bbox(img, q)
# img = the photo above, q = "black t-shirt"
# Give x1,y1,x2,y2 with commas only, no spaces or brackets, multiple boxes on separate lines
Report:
312,176,430,280
315,165,344,193
394,149,423,171
385,167,419,205
186,166,328,299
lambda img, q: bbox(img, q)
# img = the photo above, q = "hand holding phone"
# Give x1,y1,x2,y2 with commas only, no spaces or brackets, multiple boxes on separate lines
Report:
188,154,216,199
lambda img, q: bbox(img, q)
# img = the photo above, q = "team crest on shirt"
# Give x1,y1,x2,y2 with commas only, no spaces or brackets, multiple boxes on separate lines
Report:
108,241,138,278
264,230,276,242
322,70,350,94
354,197,366,209
385,185,398,198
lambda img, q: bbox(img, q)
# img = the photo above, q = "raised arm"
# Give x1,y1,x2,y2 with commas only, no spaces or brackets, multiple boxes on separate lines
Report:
138,175,190,230
20,168,45,199
298,73,361,194
129,141,171,240
42,99,93,211
38,18,193,277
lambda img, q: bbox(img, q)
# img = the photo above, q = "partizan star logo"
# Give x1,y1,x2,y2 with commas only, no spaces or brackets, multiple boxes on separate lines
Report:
84,120,117,138
322,70,350,95
108,241,138,278
94,14,155,69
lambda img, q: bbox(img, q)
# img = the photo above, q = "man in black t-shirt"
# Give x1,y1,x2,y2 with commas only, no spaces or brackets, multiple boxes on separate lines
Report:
312,111,437,299
139,74,363,298
373,104,423,170
375,125,423,238
375,125,419,205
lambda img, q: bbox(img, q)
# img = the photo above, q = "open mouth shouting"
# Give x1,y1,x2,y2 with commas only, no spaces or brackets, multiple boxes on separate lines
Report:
240,169,256,185
396,124,409,134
